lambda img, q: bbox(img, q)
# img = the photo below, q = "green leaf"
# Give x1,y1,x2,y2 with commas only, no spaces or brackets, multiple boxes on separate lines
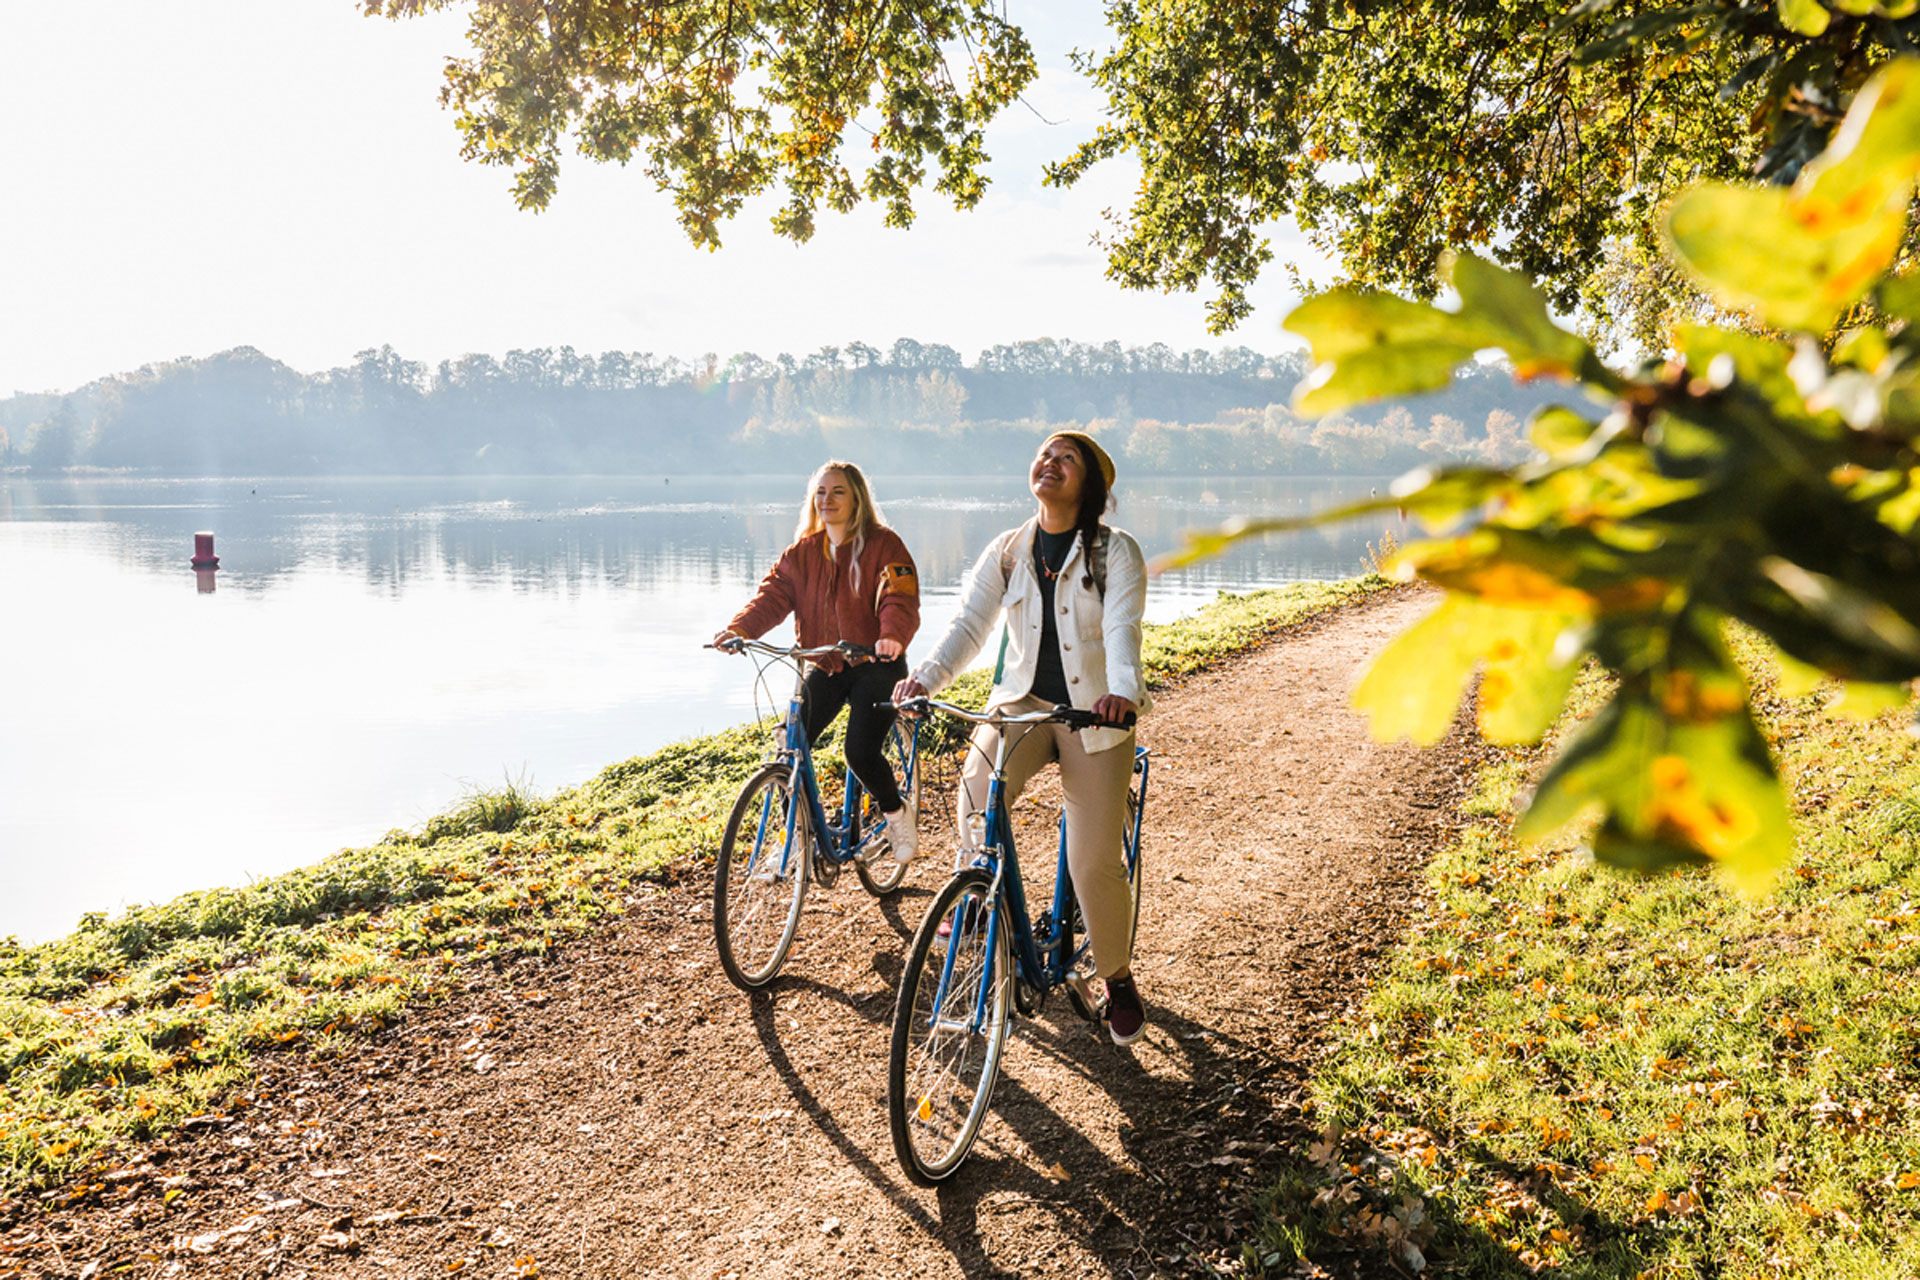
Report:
1880,270,1920,323
1589,818,1715,876
1831,326,1892,372
1476,608,1585,745
1797,59,1920,228
1284,288,1487,361
1528,406,1602,458
1760,556,1920,664
1351,595,1485,745
1776,0,1831,35
1444,252,1603,383
1516,697,1648,840
1665,61,1920,333
1351,594,1581,746
1294,343,1478,416
1664,182,1908,332
1283,287,1501,415
1517,687,1793,895
1282,258,1619,417
1389,466,1519,522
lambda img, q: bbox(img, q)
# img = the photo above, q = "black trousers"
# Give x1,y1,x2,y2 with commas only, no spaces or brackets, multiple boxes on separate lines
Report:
801,657,908,812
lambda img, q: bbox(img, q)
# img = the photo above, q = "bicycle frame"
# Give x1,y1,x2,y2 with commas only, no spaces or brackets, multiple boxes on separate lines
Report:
971,745,1150,1013
729,639,917,875
886,696,1149,1183
772,667,887,869
714,638,920,991
908,698,1147,1019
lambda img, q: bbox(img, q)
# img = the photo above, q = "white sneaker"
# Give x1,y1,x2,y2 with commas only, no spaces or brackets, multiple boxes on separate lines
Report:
889,797,919,865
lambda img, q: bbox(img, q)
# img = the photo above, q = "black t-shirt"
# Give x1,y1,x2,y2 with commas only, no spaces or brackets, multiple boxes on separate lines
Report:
1029,526,1076,705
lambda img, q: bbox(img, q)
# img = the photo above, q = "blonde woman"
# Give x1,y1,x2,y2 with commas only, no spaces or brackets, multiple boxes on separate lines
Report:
715,462,923,861
893,432,1151,1043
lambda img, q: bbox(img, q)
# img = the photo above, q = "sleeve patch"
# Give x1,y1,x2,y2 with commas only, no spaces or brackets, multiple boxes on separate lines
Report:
881,563,919,598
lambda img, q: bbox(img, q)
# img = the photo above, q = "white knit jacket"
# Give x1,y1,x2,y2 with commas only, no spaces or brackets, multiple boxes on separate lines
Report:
911,518,1152,754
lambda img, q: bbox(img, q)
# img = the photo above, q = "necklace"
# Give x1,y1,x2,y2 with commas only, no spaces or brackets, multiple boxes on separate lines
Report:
1036,528,1073,582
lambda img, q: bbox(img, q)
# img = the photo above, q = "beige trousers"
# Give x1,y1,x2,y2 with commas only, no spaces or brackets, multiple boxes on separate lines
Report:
956,695,1137,980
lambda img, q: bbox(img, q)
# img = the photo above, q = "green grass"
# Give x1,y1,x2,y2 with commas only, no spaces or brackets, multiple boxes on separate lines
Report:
1245,632,1920,1278
0,574,1391,1197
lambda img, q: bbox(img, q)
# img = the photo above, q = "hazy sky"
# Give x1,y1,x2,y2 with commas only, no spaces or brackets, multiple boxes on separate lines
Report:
0,3,1326,397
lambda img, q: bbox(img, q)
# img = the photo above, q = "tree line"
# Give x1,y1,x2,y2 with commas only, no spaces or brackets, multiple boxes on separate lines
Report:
0,338,1557,477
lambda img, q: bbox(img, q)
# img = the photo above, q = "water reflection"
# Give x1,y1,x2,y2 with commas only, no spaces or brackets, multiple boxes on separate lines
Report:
0,474,1402,604
0,473,1406,943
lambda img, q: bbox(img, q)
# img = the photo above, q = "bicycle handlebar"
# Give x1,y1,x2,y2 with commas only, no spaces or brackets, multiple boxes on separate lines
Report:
707,638,876,662
887,695,1135,732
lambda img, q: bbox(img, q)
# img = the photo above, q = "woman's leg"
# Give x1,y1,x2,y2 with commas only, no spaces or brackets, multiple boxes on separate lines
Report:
842,658,908,811
1056,731,1138,981
954,694,1057,867
799,666,852,747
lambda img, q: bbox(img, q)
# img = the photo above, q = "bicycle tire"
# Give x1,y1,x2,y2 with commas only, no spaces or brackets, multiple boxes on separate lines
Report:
887,869,1009,1185
713,762,811,990
856,719,920,897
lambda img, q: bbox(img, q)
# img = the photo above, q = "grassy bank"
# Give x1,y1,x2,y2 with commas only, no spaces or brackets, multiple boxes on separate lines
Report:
1249,632,1920,1277
0,574,1389,1197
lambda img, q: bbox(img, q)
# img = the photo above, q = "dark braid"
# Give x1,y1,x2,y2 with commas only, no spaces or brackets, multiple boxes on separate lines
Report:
1066,436,1111,580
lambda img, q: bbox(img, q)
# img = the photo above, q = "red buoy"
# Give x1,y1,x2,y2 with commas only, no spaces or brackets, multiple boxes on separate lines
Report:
190,531,220,569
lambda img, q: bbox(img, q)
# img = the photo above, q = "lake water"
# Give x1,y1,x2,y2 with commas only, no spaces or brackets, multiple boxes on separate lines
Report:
0,473,1406,943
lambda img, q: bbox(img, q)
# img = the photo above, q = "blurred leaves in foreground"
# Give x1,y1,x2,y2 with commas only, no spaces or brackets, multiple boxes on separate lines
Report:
1158,59,1920,894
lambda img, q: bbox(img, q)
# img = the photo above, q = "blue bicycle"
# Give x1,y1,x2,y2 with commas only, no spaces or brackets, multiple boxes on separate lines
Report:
884,696,1148,1185
709,638,922,991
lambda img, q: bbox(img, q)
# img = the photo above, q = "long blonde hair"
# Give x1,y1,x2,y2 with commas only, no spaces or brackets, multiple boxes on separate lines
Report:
795,461,885,586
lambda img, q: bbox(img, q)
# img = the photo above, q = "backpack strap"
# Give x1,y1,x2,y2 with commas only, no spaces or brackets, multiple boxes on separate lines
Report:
1087,526,1109,599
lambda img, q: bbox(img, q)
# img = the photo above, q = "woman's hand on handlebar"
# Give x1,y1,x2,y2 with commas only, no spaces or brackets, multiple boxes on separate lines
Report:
874,638,904,661
892,676,928,713
1091,694,1137,728
712,629,745,653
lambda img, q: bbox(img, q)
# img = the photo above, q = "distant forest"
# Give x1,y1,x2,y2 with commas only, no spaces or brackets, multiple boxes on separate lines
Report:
0,338,1565,477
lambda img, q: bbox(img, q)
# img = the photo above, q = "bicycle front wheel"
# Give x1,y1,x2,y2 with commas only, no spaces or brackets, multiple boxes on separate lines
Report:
888,869,1010,1185
855,719,920,897
714,763,811,990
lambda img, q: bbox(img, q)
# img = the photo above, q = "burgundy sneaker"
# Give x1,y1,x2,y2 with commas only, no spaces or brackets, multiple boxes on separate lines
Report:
1104,975,1146,1045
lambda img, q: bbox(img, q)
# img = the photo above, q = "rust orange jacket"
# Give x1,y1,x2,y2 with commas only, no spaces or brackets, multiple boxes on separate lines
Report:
726,527,921,671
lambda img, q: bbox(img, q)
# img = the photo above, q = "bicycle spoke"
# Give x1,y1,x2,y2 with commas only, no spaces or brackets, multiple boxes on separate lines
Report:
714,764,810,989
889,874,1007,1183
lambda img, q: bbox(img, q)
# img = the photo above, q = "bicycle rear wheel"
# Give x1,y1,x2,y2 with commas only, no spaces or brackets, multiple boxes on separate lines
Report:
887,869,1009,1185
714,763,810,990
856,719,920,897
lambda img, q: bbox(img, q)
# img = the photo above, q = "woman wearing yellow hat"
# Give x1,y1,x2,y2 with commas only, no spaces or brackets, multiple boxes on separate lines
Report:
893,430,1153,1044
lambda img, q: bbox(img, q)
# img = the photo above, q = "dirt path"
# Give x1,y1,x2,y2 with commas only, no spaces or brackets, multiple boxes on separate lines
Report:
14,588,1486,1279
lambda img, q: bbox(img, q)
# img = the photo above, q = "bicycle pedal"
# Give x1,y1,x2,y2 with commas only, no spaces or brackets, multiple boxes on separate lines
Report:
1064,974,1103,1025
